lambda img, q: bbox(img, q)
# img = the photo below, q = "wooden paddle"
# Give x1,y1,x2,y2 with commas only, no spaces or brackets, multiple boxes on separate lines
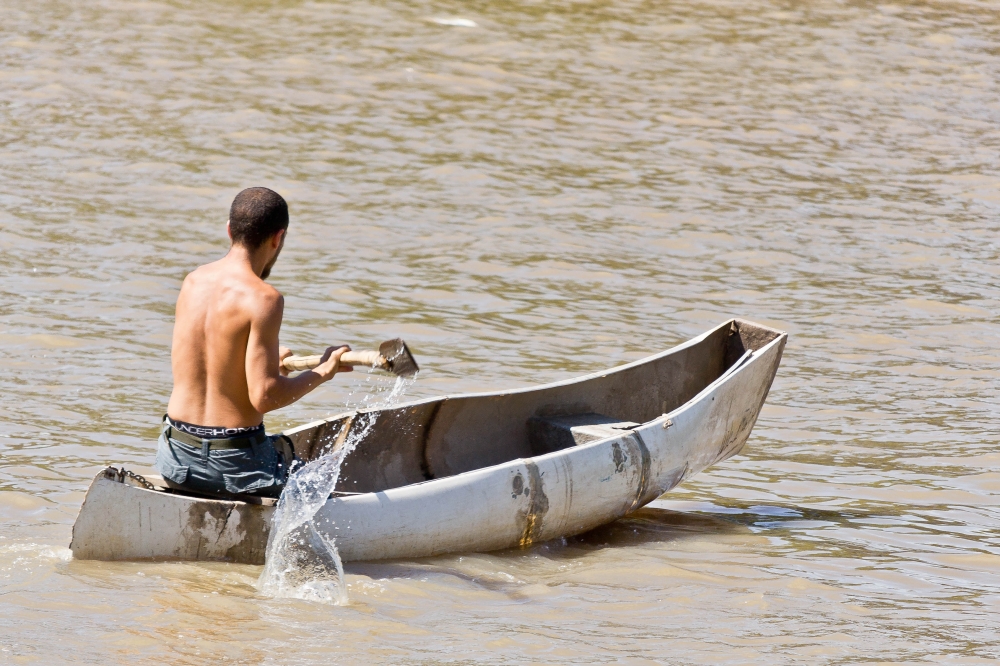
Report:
282,338,419,378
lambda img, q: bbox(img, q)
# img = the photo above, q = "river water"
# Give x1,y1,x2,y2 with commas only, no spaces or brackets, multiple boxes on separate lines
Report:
2,0,999,662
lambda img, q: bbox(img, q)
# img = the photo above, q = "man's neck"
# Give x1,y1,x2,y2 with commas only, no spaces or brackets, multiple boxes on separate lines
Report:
224,244,268,278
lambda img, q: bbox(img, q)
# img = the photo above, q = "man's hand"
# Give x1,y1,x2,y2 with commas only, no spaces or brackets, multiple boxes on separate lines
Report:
314,345,352,381
278,346,293,376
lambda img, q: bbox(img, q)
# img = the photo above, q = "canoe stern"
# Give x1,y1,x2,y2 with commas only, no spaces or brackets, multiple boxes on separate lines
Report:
70,468,273,564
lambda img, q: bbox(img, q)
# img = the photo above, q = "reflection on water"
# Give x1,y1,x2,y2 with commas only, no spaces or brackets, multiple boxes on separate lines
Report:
1,0,999,662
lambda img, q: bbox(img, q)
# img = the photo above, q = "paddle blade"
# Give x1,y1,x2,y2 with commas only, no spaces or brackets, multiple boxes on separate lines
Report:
379,338,419,378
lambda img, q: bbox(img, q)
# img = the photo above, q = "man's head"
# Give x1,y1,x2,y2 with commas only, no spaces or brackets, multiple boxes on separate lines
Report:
228,187,288,279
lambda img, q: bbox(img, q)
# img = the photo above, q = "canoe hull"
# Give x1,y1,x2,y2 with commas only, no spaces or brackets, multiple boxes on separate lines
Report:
70,468,275,563
70,319,785,564
325,322,783,561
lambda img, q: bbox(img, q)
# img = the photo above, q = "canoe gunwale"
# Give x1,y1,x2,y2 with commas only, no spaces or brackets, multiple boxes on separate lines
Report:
280,318,740,441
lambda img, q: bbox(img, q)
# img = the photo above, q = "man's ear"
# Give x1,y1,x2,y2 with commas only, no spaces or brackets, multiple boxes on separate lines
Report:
272,228,286,248
226,219,233,240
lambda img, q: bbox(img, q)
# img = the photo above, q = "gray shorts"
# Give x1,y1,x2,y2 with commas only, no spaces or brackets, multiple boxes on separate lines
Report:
155,421,297,497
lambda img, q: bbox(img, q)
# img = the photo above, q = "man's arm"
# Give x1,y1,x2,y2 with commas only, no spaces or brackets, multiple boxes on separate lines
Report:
245,292,351,414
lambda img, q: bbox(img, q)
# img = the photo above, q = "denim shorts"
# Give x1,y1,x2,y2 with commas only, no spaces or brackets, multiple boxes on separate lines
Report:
155,423,296,497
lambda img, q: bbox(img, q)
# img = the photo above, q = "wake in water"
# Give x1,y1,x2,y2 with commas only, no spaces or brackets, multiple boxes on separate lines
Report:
257,374,413,605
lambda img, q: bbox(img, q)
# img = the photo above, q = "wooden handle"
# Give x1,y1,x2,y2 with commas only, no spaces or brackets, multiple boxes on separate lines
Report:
282,350,386,372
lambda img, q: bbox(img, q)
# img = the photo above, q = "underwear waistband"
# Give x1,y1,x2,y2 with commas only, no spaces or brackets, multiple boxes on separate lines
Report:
165,416,265,440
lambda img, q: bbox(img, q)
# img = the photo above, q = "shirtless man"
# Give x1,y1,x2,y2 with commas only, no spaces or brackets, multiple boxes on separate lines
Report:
156,187,350,497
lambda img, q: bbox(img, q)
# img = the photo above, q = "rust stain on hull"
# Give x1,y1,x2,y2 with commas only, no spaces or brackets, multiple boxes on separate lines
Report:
516,461,550,548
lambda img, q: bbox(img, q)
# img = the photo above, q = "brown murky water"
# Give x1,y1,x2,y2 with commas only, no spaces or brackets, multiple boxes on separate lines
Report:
2,0,999,662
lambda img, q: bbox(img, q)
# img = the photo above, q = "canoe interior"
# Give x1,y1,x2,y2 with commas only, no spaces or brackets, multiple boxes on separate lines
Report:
284,318,782,495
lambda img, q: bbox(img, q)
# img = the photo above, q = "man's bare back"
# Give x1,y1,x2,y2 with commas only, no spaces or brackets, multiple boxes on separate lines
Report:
166,189,349,430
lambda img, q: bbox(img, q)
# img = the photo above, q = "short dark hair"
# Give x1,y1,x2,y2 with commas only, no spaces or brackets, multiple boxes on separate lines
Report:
229,187,289,249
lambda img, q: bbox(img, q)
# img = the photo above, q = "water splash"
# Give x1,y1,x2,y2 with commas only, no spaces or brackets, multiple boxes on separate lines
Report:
257,374,413,604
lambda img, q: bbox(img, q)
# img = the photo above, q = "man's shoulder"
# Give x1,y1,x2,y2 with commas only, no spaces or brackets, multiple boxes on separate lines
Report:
234,271,282,318
182,260,223,287
252,281,283,307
